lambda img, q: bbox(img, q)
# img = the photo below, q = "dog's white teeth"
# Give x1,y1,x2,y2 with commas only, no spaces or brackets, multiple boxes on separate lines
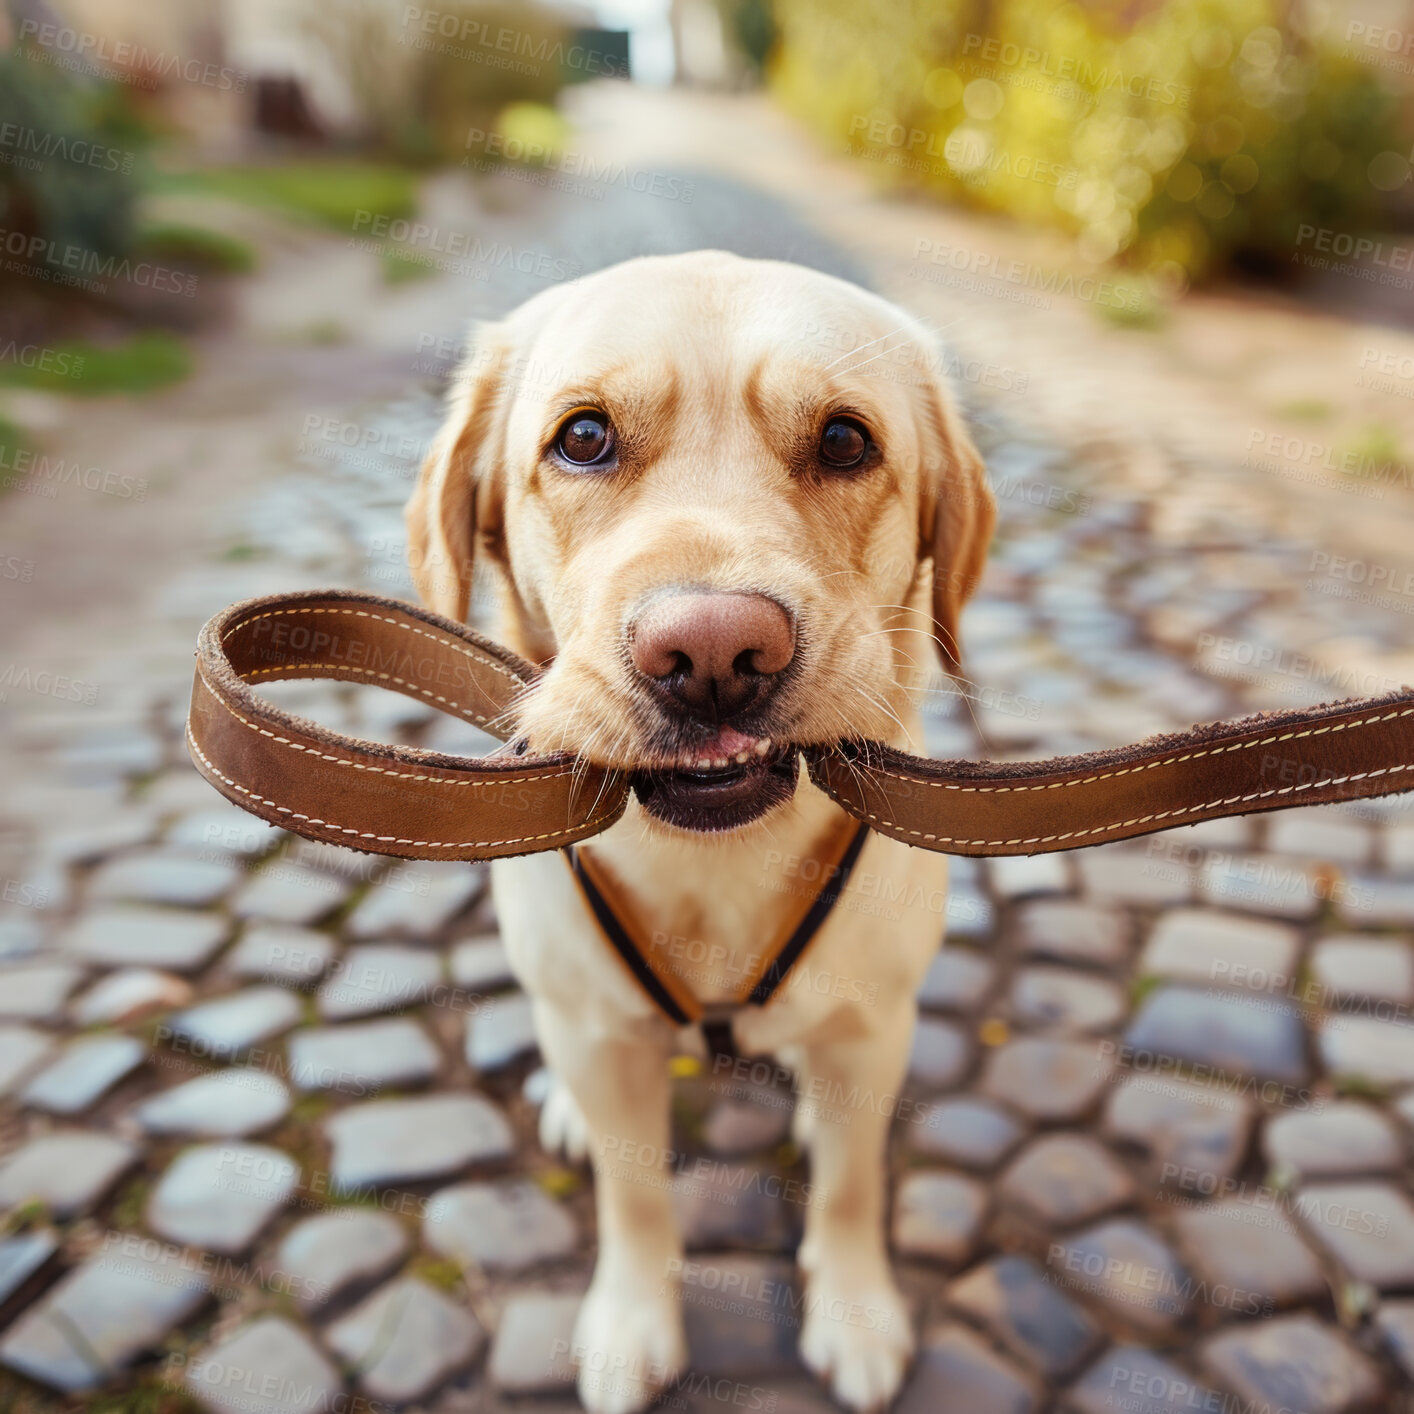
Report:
734,751,750,764
753,738,772,756
712,756,729,769
696,756,714,770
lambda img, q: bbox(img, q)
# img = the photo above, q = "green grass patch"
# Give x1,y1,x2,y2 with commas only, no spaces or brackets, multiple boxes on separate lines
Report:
0,331,190,396
380,247,438,285
157,161,418,233
138,221,256,274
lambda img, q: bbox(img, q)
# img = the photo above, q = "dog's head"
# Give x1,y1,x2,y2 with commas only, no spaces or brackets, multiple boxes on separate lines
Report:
407,251,993,834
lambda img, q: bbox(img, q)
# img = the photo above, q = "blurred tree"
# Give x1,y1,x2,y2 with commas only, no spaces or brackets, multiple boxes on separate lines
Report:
771,0,1411,285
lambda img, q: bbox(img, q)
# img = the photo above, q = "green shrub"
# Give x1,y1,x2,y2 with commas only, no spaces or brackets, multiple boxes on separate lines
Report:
137,221,256,274
0,53,143,269
771,0,1410,284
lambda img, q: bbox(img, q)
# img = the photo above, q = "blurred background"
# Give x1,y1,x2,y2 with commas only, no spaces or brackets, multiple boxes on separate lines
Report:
3,2,1414,1413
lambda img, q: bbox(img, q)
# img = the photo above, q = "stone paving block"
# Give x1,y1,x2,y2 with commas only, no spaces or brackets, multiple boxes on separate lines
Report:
1124,985,1308,1085
488,1290,580,1393
70,967,192,1024
466,990,538,1070
1067,1345,1222,1414
42,810,158,866
1375,1300,1414,1383
325,1277,486,1405
1076,846,1191,906
1200,1314,1382,1414
998,1133,1134,1228
290,1016,441,1093
136,1068,292,1137
1137,908,1299,989
913,1096,1026,1168
344,862,482,937
702,1096,793,1155
1386,821,1414,875
1337,874,1414,927
981,1038,1114,1122
1267,811,1372,865
1263,1101,1402,1179
277,1209,410,1313
325,1093,514,1190
678,1255,802,1377
949,1254,1101,1377
917,947,994,1012
21,1033,145,1114
0,960,86,1021
168,985,303,1057
945,884,995,938
227,924,336,984
1054,1220,1191,1335
1009,967,1126,1034
0,1231,57,1308
673,1160,802,1251
908,1017,971,1087
891,1170,987,1266
166,805,283,859
146,1142,298,1254
988,853,1069,900
1171,1198,1325,1308
318,944,442,1020
0,1024,55,1096
1104,1074,1253,1185
1318,1013,1414,1087
0,915,41,963
1309,934,1414,1005
449,934,514,992
87,848,240,907
1013,900,1130,966
0,1236,208,1391
63,905,229,971
0,1131,137,1217
1199,854,1322,919
1293,1181,1414,1290
185,1315,342,1414
894,1321,1039,1414
425,1178,578,1271
231,863,349,926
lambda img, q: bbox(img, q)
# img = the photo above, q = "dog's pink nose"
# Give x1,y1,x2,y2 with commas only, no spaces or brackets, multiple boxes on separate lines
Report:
630,591,795,718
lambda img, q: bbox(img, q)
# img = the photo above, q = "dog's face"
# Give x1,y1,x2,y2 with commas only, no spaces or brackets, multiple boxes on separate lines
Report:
407,252,993,834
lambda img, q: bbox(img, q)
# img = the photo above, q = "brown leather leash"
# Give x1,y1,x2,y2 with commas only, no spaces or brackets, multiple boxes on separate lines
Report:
187,588,1414,863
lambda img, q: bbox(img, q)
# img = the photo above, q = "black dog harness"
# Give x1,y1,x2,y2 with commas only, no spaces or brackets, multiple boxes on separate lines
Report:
565,820,872,1025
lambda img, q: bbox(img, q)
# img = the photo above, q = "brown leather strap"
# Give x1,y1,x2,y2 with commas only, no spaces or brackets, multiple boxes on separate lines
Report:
188,589,1414,863
805,689,1414,857
186,589,630,860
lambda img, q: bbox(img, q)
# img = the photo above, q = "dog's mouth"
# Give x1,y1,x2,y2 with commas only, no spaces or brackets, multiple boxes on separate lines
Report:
629,731,798,832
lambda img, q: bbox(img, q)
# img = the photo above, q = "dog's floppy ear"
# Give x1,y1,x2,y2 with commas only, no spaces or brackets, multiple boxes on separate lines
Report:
405,328,507,622
919,377,995,678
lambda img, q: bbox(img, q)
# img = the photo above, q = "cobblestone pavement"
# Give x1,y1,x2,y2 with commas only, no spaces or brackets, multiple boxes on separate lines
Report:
2,88,1414,1414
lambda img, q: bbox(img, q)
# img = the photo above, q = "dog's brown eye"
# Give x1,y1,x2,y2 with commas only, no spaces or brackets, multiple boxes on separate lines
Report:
557,412,614,467
819,418,869,469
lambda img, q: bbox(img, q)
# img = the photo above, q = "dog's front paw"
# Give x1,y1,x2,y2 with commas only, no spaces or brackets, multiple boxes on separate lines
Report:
571,1278,687,1414
537,1073,590,1163
800,1274,913,1413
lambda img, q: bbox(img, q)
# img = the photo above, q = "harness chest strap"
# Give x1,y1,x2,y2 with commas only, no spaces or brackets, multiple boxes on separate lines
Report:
567,818,872,1026
188,589,1414,868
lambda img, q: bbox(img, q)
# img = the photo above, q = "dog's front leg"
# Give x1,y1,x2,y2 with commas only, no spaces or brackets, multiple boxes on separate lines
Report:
792,1002,916,1413
532,998,687,1414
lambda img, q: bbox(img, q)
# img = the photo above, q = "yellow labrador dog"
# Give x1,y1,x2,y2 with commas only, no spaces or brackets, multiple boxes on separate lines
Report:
406,251,993,1413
